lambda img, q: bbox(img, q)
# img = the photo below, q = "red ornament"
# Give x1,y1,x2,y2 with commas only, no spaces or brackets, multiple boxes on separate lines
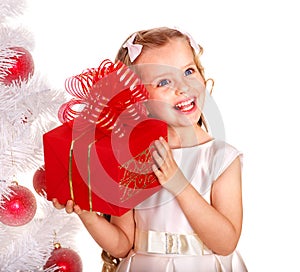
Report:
44,243,83,272
0,47,34,85
0,183,37,226
33,165,47,196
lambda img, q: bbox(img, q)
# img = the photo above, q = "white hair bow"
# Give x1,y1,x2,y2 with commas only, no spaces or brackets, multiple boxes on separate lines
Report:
122,33,143,62
174,26,201,54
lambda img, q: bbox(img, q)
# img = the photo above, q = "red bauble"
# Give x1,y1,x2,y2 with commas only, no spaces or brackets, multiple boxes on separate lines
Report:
0,184,37,226
33,165,46,195
44,243,83,272
1,47,34,85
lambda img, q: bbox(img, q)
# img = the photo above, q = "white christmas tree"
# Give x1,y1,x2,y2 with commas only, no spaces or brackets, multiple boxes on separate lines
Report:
0,0,86,271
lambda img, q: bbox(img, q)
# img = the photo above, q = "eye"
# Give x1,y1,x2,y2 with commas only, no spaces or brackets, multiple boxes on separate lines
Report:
184,68,194,77
157,79,171,87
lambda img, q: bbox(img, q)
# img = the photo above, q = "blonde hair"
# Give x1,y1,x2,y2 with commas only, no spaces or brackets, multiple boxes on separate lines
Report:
115,27,206,80
101,250,120,272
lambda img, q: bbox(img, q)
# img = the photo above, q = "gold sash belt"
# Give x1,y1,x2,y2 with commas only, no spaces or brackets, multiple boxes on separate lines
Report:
135,229,212,255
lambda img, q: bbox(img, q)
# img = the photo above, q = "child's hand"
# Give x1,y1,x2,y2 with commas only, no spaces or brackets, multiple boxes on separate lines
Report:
152,137,189,195
52,198,84,215
152,137,178,186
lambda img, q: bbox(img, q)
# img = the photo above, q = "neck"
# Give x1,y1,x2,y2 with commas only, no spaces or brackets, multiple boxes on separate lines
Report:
167,124,212,149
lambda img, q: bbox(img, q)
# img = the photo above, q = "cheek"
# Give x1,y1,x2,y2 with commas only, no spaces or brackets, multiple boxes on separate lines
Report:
145,99,171,118
145,102,158,117
146,86,158,100
145,87,168,116
197,91,206,110
147,87,168,103
195,81,206,101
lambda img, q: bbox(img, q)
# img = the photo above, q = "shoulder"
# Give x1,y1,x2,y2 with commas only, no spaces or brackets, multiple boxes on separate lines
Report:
206,140,243,181
206,139,240,153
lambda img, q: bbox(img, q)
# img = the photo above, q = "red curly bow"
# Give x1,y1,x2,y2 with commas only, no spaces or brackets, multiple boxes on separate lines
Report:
58,59,149,136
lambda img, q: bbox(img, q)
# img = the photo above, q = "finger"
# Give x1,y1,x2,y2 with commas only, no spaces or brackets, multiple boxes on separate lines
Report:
65,200,75,214
154,139,167,160
159,136,169,150
152,150,164,169
159,137,174,158
52,198,65,210
152,164,164,181
73,204,83,215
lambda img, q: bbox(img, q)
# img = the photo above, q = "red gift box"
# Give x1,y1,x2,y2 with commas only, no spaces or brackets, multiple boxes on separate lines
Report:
43,118,167,216
43,59,168,216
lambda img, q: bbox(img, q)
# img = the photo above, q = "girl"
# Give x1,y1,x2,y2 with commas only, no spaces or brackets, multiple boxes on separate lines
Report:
53,27,247,271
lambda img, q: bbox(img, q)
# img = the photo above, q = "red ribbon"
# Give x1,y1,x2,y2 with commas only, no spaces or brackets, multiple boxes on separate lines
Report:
58,59,149,136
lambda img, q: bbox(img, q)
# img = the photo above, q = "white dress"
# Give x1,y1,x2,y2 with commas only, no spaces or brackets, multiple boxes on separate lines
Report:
116,140,248,272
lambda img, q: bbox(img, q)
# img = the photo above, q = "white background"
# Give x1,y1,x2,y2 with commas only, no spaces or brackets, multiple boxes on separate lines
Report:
20,0,300,271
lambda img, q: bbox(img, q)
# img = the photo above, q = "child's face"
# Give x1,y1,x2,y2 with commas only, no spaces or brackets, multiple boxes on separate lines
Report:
135,38,205,128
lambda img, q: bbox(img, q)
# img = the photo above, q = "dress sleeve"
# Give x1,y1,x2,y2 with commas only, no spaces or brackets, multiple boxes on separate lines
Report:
211,141,243,181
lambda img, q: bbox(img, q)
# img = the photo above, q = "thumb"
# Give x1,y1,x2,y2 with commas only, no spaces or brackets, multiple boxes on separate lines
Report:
73,204,83,215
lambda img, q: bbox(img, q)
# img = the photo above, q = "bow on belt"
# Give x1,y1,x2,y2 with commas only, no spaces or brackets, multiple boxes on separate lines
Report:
135,229,212,255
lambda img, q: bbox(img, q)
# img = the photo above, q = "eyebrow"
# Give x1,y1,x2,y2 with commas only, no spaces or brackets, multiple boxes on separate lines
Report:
140,68,172,83
141,62,197,83
181,61,196,69
142,73,170,86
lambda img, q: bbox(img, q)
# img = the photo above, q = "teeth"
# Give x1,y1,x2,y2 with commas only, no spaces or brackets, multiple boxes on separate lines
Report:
175,98,194,110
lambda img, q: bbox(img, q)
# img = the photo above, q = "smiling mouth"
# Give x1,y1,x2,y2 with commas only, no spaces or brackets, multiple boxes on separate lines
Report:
174,98,196,113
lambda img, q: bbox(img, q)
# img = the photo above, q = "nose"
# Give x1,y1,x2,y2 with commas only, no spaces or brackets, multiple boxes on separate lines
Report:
174,80,189,95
